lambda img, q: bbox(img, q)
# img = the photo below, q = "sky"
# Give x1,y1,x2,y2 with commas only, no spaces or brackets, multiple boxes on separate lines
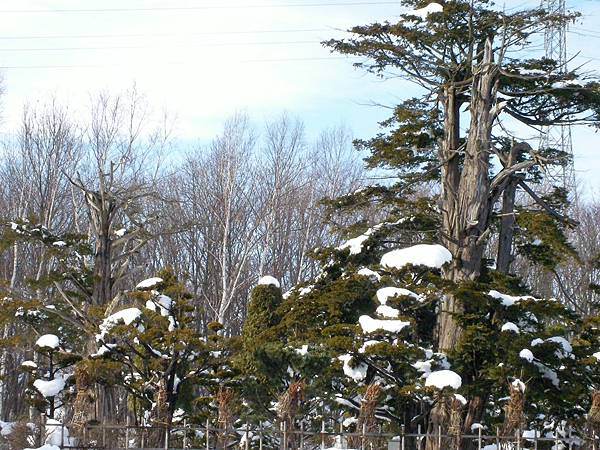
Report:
0,0,599,195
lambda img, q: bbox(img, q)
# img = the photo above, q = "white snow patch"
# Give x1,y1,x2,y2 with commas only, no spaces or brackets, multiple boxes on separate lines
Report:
454,394,467,405
21,360,37,368
376,305,400,318
52,241,66,247
425,370,462,390
358,315,410,333
145,294,173,317
96,307,143,341
136,277,163,289
296,345,309,356
546,336,572,358
488,290,536,307
357,268,381,281
338,354,368,382
519,349,534,362
380,244,451,270
358,340,381,353
411,2,443,18
338,233,371,255
593,352,600,361
531,336,572,358
25,446,60,450
257,276,280,289
501,322,519,333
44,419,74,446
342,417,358,428
36,334,59,350
33,376,66,397
376,287,419,304
512,379,526,393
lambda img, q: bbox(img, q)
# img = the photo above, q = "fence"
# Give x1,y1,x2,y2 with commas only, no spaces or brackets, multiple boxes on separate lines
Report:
35,421,600,450
35,422,600,450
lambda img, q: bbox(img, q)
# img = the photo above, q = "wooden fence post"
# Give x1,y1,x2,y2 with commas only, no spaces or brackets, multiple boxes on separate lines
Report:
361,422,366,450
401,424,405,450
245,422,249,450
205,418,210,450
495,426,500,450
125,416,130,449
259,421,263,450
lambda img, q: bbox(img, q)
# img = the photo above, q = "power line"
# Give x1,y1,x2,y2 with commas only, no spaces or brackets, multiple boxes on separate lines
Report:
0,28,334,40
0,40,323,52
0,2,399,13
0,56,360,70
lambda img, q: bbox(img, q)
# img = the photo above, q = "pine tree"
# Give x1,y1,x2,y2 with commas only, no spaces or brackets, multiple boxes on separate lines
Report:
258,0,600,446
91,269,217,428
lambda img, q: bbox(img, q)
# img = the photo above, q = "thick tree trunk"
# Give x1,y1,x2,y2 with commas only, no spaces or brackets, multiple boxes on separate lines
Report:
438,37,496,353
496,144,524,274
428,38,497,450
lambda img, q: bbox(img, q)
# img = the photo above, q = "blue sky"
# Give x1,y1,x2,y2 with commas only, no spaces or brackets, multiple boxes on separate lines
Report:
0,0,599,195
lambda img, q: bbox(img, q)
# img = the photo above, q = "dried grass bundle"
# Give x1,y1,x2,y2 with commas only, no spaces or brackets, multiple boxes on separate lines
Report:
217,387,236,430
447,396,465,450
6,421,32,450
502,380,526,438
349,383,382,449
589,390,600,426
277,380,306,422
71,365,96,432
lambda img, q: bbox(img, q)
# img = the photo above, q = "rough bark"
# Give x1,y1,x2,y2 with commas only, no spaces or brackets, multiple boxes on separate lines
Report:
428,38,497,450
438,37,497,353
496,144,524,274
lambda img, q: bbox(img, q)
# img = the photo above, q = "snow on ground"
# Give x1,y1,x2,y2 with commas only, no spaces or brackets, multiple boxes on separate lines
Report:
257,276,280,288
358,315,410,333
135,277,163,289
35,334,59,350
380,244,451,270
425,370,462,390
44,419,74,447
25,445,60,450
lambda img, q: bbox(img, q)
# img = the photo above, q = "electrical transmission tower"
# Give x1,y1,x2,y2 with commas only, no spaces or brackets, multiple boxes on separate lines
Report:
539,0,577,201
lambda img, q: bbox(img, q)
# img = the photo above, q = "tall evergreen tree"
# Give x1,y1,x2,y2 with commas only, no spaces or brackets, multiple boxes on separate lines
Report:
259,0,600,446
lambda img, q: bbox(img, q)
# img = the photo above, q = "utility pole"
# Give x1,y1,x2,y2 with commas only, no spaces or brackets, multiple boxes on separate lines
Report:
540,0,577,202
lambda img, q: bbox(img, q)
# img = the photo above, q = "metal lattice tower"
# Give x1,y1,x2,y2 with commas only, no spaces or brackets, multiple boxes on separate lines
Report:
540,0,577,200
